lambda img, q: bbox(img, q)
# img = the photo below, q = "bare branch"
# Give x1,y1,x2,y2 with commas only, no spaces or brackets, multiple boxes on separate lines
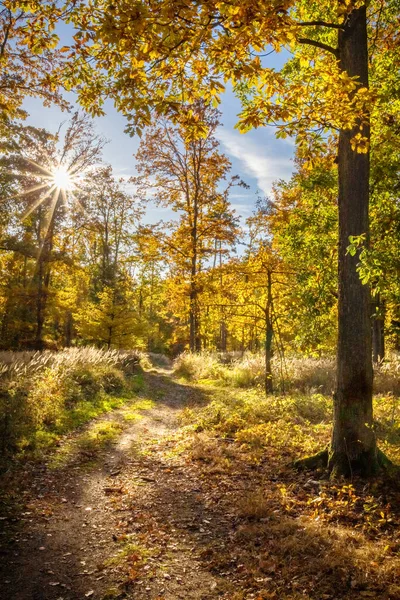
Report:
298,37,339,57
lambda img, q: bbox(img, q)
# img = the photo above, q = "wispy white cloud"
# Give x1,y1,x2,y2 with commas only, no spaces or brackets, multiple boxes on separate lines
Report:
216,128,294,196
230,202,253,216
229,192,253,199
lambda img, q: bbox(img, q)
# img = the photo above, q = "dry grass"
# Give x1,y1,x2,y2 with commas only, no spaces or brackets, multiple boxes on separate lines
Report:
179,382,400,600
174,351,400,396
232,515,400,598
375,353,400,396
173,351,265,387
173,352,226,381
0,347,142,380
236,488,271,520
0,347,143,461
188,431,239,474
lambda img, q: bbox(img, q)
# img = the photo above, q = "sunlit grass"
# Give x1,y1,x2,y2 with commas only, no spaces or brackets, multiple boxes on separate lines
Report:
173,351,400,396
122,398,155,422
48,417,124,469
79,420,123,451
0,348,145,465
105,540,150,567
179,385,400,465
172,380,400,599
46,390,156,469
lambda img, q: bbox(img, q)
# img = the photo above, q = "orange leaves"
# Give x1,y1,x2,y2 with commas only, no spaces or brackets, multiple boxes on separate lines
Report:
305,483,396,534
62,0,297,130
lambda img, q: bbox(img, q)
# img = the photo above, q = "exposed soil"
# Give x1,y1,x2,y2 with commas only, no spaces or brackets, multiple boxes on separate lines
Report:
1,368,400,600
0,369,234,600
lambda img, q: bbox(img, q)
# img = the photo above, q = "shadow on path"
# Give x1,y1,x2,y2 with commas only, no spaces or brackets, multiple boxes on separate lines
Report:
1,369,397,600
0,369,212,600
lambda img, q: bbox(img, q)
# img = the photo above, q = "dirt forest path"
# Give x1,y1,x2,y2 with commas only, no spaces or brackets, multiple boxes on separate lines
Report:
3,367,400,600
0,368,239,600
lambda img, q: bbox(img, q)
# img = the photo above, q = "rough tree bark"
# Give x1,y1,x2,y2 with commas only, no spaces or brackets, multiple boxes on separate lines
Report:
296,4,392,477
328,5,377,476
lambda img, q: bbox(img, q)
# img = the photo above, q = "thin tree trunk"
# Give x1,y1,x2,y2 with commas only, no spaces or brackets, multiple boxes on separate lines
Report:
220,319,227,352
65,311,73,347
329,4,377,476
372,295,385,363
147,264,155,351
265,270,273,395
189,206,199,351
189,285,197,352
218,244,227,352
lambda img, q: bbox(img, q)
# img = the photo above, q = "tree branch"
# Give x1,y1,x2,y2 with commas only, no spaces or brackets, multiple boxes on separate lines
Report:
298,37,339,57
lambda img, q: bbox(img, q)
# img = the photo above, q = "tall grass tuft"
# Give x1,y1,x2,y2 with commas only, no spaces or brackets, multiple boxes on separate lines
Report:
173,352,225,381
0,347,142,461
374,353,400,396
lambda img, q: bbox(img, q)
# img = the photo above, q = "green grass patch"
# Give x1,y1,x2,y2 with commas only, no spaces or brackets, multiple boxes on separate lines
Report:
47,391,154,469
105,540,151,567
57,394,125,432
27,381,144,459
47,417,124,469
78,420,123,451
122,398,155,422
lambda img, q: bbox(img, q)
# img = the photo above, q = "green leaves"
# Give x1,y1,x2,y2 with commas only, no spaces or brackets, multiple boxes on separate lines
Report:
347,234,366,257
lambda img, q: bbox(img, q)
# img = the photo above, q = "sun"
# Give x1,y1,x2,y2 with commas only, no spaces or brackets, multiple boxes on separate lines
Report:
51,165,75,191
8,157,85,226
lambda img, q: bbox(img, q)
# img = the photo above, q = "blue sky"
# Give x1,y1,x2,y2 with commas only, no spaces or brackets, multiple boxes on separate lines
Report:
22,51,295,225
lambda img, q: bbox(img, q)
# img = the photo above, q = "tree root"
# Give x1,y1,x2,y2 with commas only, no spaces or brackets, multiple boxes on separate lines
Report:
293,448,329,471
294,446,396,478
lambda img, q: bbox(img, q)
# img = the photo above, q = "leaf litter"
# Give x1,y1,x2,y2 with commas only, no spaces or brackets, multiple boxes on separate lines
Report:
0,368,400,600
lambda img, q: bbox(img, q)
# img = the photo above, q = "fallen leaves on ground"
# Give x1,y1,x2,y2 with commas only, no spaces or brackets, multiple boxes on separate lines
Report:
1,370,400,600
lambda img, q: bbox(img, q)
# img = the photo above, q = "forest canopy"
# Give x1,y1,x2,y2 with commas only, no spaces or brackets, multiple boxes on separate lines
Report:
0,0,399,480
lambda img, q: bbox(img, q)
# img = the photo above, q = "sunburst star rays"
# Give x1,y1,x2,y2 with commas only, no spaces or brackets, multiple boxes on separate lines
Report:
9,157,84,220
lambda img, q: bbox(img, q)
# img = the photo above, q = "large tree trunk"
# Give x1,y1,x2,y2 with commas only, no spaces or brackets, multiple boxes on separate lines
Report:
329,4,377,477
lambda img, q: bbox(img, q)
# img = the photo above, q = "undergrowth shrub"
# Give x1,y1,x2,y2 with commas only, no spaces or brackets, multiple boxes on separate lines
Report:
0,347,142,461
182,385,400,464
282,356,336,394
183,389,331,463
174,352,225,381
97,366,127,394
223,354,264,387
173,352,263,386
